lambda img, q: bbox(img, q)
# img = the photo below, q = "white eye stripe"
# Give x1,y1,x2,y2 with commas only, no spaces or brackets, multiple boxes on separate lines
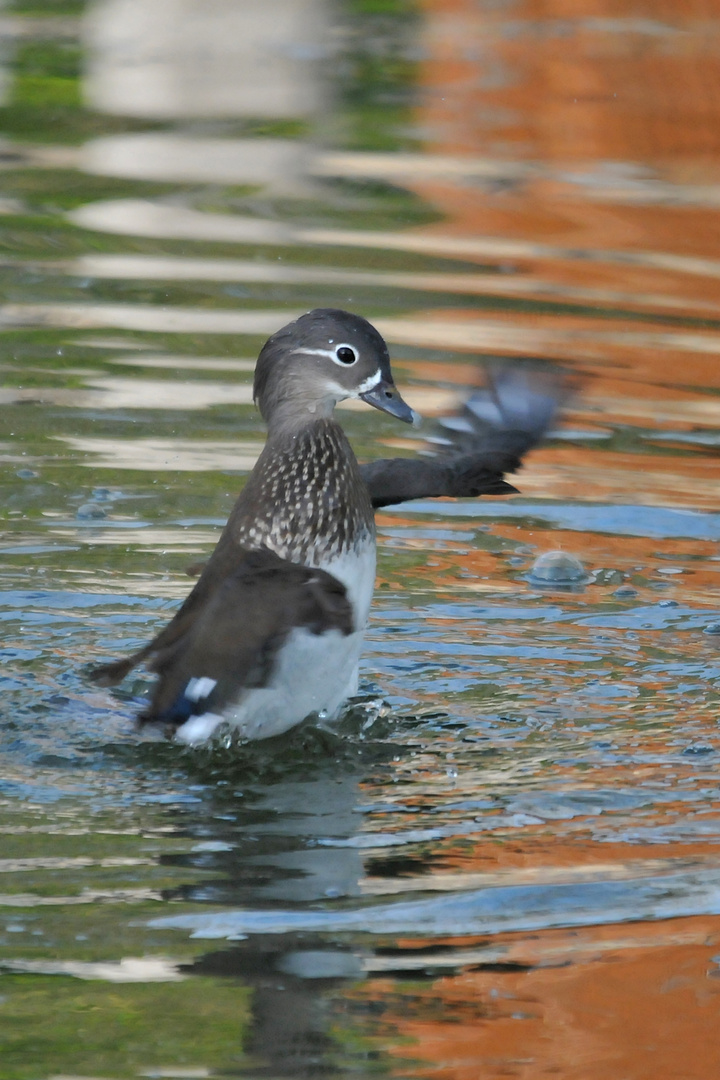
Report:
293,347,337,359
293,343,359,366
356,369,383,394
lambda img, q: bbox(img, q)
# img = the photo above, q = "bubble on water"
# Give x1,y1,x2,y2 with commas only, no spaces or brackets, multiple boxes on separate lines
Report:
76,502,107,520
16,469,39,479
527,550,586,588
613,586,638,598
703,622,720,635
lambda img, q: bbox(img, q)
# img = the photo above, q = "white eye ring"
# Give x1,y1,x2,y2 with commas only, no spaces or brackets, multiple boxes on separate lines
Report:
333,344,357,366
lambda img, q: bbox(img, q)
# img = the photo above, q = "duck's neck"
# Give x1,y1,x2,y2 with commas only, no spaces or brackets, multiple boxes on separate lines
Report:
227,417,375,565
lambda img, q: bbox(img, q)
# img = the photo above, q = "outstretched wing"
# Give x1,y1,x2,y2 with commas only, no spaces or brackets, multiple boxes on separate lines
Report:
360,360,574,509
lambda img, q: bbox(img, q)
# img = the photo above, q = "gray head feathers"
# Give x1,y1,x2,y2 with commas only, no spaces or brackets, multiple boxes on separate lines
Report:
253,308,399,432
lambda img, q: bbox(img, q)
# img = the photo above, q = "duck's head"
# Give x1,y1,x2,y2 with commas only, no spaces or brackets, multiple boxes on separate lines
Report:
253,308,416,433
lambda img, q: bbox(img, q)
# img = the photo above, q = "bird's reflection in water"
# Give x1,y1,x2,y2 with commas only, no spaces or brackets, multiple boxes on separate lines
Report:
189,938,364,1077
150,722,405,1076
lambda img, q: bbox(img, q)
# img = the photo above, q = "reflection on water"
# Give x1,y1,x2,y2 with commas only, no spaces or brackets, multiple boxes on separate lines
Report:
4,0,720,1077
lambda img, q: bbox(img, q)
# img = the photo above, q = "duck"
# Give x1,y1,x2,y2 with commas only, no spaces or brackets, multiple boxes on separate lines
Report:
91,308,569,744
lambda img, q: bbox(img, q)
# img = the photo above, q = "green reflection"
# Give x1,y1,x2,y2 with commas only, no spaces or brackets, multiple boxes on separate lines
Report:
340,0,419,151
0,975,251,1079
9,0,87,12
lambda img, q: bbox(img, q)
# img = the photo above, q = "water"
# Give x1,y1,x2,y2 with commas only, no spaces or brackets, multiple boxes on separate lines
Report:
2,1,720,1076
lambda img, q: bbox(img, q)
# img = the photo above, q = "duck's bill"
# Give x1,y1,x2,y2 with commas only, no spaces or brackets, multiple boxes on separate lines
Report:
360,379,418,425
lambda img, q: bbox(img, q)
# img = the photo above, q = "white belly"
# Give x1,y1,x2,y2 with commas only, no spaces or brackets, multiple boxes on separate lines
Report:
175,543,376,745
318,543,376,632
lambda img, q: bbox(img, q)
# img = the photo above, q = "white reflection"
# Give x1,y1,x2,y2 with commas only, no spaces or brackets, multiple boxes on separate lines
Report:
72,253,720,315
84,376,254,410
68,197,720,281
0,888,160,905
69,198,294,242
377,316,720,360
84,0,327,191
85,0,327,118
76,252,500,289
0,856,150,871
0,375,255,410
57,436,261,471
1,302,302,334
112,355,256,371
82,135,311,191
0,956,185,982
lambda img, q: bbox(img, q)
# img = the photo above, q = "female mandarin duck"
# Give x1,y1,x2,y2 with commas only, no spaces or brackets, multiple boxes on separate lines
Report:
92,308,568,744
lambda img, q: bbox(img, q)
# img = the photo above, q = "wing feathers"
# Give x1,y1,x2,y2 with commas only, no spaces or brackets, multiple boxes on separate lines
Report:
138,549,353,726
361,360,574,509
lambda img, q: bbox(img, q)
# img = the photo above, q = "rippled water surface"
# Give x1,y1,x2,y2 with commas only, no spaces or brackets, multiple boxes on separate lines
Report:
3,1,720,1077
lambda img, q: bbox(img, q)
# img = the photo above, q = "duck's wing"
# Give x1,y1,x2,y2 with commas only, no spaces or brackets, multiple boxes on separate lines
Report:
361,360,574,509
90,548,353,709
89,535,249,687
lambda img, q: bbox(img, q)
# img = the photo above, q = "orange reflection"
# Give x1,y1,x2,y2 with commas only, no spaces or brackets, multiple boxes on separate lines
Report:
398,0,720,565
415,0,720,258
350,914,720,1079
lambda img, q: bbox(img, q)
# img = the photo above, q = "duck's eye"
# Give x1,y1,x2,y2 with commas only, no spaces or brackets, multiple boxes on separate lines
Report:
335,345,357,365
